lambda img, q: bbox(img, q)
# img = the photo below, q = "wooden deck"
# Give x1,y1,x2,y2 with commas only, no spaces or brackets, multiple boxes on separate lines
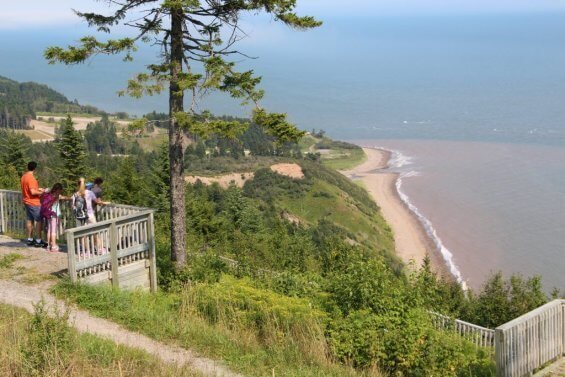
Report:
533,357,565,377
0,189,157,292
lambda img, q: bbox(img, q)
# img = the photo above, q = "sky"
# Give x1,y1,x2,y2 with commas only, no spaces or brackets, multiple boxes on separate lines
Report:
1,0,565,29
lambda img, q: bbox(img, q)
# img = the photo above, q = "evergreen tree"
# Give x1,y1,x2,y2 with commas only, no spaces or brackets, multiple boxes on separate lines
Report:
0,130,29,175
45,0,320,268
107,157,146,205
149,143,171,213
55,115,87,191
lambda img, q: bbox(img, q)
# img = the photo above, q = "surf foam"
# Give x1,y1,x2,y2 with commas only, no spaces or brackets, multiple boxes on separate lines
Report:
376,147,468,290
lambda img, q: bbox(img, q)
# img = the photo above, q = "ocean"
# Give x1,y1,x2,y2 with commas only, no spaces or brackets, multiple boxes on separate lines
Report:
358,140,565,291
0,11,564,290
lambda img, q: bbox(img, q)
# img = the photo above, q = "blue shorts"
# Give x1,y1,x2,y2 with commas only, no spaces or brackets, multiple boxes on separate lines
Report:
25,205,41,222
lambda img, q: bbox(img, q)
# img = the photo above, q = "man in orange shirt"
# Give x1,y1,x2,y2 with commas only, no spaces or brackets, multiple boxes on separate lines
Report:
20,161,47,247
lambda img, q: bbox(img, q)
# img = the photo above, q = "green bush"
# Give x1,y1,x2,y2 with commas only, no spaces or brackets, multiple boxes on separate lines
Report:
327,309,494,376
184,275,329,363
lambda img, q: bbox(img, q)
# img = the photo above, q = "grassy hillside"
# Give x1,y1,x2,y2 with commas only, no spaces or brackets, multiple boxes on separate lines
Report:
6,121,550,376
300,134,367,170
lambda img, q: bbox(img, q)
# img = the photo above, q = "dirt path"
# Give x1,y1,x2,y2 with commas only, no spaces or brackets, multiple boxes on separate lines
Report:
0,237,241,377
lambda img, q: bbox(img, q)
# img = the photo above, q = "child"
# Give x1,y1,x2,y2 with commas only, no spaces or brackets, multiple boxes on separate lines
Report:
40,183,64,253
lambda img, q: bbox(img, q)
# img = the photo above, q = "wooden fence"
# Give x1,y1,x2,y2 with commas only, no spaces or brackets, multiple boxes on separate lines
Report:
0,189,26,234
495,299,564,377
430,311,495,347
0,189,156,292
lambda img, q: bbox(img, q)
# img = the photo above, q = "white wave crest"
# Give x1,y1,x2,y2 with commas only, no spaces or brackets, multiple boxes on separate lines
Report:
395,174,468,290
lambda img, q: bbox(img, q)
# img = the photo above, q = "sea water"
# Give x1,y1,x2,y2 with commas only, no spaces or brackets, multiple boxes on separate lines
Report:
358,140,565,291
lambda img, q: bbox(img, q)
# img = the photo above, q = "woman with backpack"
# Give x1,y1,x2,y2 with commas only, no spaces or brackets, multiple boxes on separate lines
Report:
40,183,64,252
72,178,98,227
72,178,108,255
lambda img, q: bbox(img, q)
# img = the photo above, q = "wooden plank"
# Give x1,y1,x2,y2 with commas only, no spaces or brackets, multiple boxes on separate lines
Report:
117,242,149,259
82,270,112,286
148,212,157,292
66,230,77,282
110,222,119,288
0,192,5,233
75,254,112,270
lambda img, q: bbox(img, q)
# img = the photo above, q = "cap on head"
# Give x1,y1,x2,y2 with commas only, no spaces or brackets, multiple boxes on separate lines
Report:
86,182,94,190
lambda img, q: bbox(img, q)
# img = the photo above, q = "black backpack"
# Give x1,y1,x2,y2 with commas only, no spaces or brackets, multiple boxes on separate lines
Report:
74,194,88,220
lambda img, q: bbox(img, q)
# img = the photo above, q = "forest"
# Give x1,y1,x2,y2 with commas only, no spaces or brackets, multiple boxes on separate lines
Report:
0,75,103,130
0,116,560,376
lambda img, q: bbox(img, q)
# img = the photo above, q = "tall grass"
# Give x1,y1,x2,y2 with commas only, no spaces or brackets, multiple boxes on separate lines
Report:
52,279,379,377
0,302,199,376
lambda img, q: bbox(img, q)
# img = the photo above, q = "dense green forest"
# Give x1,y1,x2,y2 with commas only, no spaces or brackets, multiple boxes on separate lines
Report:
0,120,561,376
0,75,102,129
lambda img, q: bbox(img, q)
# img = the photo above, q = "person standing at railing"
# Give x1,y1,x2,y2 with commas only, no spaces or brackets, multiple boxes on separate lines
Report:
40,183,64,253
20,161,48,248
72,178,109,255
91,177,105,220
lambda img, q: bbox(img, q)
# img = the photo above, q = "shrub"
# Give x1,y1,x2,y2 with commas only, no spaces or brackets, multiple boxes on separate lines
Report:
21,301,73,375
183,275,329,364
327,309,494,376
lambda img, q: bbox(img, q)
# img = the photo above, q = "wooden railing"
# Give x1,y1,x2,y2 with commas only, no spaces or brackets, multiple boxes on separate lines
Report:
0,189,156,292
66,210,157,292
495,299,564,377
0,189,26,235
430,311,495,347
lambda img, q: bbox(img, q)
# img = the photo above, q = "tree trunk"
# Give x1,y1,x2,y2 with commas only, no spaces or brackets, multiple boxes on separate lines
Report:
169,8,186,268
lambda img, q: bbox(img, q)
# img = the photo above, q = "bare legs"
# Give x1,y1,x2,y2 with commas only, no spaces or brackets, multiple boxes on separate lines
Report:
26,219,43,240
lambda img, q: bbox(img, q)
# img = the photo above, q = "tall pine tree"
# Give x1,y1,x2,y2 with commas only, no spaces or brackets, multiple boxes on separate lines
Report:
45,0,320,268
0,130,29,175
56,115,87,191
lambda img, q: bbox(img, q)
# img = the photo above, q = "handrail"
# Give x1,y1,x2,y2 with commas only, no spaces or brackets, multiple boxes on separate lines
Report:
495,299,564,377
429,311,495,348
0,189,157,292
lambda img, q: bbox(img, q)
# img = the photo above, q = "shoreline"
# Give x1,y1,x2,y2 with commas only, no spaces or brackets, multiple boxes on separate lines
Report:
341,147,453,279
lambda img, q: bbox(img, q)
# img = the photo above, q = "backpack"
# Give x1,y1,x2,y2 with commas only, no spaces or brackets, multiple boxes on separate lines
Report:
73,194,88,220
40,193,57,219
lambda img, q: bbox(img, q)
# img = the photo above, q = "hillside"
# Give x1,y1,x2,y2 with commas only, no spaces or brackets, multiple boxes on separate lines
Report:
2,114,557,376
0,75,102,129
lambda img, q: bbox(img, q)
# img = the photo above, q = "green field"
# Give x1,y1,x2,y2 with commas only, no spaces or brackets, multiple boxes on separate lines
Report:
36,112,102,118
320,147,367,170
15,129,53,141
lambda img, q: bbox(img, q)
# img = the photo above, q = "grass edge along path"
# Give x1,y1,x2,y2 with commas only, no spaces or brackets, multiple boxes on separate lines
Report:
0,302,201,376
51,280,376,377
0,279,241,377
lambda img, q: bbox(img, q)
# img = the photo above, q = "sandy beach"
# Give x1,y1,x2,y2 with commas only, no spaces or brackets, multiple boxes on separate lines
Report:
341,148,449,276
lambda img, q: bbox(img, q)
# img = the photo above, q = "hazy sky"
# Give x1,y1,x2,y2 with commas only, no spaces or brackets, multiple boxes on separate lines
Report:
2,0,565,29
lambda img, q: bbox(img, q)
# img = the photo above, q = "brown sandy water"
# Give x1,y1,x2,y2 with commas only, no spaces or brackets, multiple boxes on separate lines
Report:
356,139,565,292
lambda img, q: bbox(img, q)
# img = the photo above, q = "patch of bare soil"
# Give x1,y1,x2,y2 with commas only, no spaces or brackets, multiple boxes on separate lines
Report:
185,172,254,189
269,163,304,179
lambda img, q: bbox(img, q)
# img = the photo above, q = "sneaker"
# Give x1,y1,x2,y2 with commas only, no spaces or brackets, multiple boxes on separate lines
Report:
33,240,48,248
26,239,35,246
50,246,60,253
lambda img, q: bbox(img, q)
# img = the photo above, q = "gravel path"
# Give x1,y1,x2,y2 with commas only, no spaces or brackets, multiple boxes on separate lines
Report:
0,237,241,377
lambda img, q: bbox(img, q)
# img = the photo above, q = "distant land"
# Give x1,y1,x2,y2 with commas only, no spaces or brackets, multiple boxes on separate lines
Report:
0,75,105,130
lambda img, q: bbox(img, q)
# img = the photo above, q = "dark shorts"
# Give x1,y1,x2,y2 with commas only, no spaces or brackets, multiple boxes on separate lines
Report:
24,205,41,222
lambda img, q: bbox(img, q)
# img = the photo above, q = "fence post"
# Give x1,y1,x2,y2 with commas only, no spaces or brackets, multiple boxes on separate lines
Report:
66,230,77,283
495,328,505,377
110,222,119,288
147,212,157,292
0,192,5,234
